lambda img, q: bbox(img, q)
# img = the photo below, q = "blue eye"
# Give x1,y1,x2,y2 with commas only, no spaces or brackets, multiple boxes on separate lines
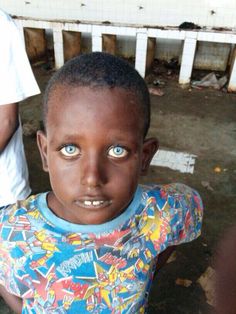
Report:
60,145,80,157
108,146,128,158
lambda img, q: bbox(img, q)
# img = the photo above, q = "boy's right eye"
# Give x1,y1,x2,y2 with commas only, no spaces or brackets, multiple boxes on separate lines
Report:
60,144,80,157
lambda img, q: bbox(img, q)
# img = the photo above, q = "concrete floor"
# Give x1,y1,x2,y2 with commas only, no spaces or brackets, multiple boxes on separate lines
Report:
1,63,236,313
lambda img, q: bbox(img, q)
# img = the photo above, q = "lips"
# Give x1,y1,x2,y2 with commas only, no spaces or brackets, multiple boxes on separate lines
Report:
75,198,112,209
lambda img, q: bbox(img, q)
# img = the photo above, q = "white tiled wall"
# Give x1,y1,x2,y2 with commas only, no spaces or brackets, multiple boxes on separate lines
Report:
1,0,236,90
0,0,236,29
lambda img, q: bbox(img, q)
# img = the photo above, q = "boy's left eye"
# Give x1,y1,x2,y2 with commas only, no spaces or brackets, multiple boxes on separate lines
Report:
60,145,80,157
108,146,128,158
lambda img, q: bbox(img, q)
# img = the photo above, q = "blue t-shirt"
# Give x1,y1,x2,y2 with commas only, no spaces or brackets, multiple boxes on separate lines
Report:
0,183,203,313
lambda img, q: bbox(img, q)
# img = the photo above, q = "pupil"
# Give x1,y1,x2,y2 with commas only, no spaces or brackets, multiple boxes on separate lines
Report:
115,147,122,154
67,146,74,153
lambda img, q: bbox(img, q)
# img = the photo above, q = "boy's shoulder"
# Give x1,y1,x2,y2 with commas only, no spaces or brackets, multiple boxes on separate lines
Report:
141,181,196,192
139,182,203,226
138,183,203,246
140,182,201,205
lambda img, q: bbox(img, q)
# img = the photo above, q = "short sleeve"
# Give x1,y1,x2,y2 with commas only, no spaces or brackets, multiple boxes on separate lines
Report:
0,10,40,105
160,183,203,246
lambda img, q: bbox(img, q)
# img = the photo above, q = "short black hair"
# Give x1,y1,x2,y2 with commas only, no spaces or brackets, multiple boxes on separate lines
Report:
43,52,150,136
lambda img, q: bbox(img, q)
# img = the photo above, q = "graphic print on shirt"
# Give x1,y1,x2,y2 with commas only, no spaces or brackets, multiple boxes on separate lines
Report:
0,184,203,313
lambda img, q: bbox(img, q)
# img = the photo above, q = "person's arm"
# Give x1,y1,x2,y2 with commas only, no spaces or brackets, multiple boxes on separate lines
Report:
214,226,236,314
0,103,19,152
0,284,22,314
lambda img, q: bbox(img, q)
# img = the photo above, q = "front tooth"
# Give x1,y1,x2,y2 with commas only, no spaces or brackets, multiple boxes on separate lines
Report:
92,201,103,206
84,200,92,206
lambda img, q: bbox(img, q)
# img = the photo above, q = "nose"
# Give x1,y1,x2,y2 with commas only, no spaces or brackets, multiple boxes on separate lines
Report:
80,153,106,188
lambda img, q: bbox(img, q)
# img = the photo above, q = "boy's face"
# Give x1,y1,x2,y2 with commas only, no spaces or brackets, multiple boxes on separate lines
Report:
37,86,158,225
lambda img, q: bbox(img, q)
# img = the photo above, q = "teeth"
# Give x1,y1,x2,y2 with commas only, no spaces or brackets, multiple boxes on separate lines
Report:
92,201,102,206
83,200,104,206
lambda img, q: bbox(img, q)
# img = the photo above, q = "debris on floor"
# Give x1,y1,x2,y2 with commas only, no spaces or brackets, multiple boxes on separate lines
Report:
191,72,227,90
164,58,179,70
166,251,177,264
153,79,166,86
197,266,215,306
175,278,192,287
214,166,222,173
201,181,214,191
149,87,165,96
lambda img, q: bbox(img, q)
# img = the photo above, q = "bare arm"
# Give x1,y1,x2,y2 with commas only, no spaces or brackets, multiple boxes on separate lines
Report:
214,226,236,314
0,284,22,314
0,103,19,152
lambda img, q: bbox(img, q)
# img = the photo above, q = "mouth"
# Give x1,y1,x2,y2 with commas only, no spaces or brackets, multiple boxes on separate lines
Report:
75,199,112,209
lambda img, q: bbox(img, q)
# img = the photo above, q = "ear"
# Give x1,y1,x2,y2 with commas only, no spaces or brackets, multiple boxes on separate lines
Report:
141,137,159,175
37,130,49,172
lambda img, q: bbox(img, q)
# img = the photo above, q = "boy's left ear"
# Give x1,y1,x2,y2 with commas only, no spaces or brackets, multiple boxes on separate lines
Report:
37,130,49,172
141,138,159,175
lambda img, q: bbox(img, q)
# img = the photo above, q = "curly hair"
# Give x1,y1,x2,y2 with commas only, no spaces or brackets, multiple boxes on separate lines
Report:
43,52,150,136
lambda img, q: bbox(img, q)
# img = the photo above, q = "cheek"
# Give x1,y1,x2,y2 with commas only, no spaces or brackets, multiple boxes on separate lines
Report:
110,160,141,189
126,155,142,177
48,158,77,190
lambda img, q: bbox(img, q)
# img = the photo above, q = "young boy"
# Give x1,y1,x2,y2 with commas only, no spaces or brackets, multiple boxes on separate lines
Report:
0,52,203,313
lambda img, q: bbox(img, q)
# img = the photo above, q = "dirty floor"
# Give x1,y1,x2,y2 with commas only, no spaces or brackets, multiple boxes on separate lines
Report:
1,63,236,313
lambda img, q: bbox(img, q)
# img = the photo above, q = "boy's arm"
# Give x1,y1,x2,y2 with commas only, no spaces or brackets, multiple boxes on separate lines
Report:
0,284,22,314
0,103,19,152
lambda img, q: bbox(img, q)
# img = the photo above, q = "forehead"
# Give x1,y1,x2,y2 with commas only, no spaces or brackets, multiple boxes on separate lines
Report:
47,85,144,133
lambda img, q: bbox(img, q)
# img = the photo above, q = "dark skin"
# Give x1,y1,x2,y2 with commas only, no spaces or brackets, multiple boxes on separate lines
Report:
0,103,21,312
38,86,158,225
0,103,19,152
214,226,236,314
0,86,174,312
0,285,22,314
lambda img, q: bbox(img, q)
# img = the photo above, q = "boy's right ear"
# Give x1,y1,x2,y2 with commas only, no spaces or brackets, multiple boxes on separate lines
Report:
37,130,49,172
